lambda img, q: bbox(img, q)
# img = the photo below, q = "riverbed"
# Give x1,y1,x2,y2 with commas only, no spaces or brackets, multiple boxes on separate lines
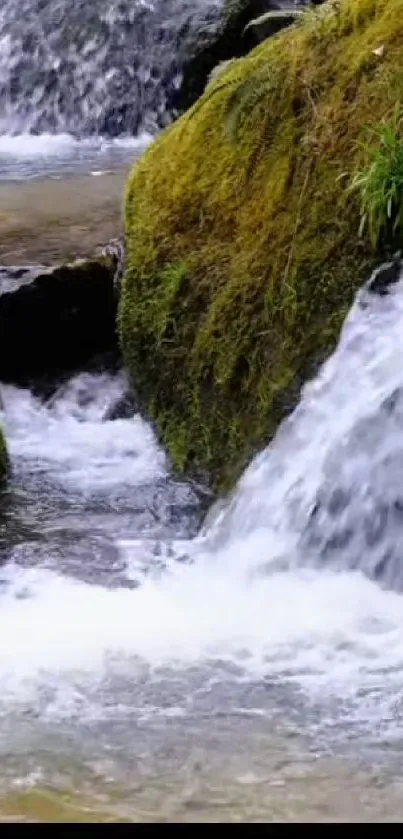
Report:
0,135,148,263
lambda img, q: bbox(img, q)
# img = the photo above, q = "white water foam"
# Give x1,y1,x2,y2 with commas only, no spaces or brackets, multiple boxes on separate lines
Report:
0,543,402,700
0,372,166,492
2,277,403,735
0,132,153,157
0,132,153,180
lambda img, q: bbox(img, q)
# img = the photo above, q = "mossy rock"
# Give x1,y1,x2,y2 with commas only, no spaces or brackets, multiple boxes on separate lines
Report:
121,0,403,491
175,0,296,114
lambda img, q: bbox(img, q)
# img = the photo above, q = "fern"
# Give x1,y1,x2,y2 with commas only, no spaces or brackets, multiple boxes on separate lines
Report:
186,75,239,124
242,8,303,39
223,65,280,144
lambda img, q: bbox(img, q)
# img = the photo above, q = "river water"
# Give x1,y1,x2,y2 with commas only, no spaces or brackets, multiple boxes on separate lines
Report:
1,252,403,819
0,132,151,181
3,0,403,823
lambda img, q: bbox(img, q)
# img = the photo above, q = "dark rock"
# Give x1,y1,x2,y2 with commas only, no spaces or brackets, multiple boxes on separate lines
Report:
172,0,323,115
367,258,403,296
0,258,118,385
172,0,267,113
102,391,139,422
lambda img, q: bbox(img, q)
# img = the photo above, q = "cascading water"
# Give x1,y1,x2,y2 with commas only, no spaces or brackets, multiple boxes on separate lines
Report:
205,263,403,592
0,0,221,138
0,0,222,179
1,268,403,816
3,0,403,818
0,0,314,183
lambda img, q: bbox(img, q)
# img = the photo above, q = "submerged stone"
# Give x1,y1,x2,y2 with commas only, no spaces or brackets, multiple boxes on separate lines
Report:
102,390,139,422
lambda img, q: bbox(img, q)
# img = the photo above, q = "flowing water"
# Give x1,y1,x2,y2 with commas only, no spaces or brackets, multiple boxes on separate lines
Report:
2,271,403,820
3,0,403,822
0,0,223,181
0,0,221,137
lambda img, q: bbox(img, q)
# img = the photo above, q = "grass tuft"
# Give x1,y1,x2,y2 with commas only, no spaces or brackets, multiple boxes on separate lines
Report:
348,107,403,249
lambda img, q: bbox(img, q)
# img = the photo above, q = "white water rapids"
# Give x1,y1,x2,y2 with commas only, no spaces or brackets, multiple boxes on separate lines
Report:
1,267,403,767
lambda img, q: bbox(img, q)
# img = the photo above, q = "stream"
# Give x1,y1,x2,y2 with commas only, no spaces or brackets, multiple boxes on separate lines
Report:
3,0,403,822
0,271,403,819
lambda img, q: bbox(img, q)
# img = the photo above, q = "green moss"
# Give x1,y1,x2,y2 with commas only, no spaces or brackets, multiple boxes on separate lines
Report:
120,0,403,491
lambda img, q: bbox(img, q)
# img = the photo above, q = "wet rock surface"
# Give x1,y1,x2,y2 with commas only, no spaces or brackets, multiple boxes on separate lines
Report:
366,257,403,297
102,390,139,422
174,0,323,114
0,259,118,385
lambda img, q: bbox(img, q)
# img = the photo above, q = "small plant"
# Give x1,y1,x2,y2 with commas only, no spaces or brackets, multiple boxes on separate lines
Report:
348,109,403,249
223,63,282,144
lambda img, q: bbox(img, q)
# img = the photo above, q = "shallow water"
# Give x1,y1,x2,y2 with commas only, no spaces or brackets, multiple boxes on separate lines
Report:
0,132,151,181
0,165,132,266
0,132,150,264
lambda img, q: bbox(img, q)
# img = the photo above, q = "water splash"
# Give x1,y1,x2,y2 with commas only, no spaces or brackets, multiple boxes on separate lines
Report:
1,371,166,492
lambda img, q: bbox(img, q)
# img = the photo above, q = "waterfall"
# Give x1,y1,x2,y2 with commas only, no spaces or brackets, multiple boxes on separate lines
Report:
0,0,221,137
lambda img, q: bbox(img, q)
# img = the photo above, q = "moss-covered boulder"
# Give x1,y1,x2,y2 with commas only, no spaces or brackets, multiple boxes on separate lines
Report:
121,0,403,491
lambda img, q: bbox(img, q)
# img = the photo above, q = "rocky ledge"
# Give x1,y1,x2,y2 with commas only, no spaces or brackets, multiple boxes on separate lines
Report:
0,257,118,386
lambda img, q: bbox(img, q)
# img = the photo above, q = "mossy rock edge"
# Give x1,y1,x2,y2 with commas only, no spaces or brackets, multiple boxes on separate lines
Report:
120,0,403,492
175,0,278,114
